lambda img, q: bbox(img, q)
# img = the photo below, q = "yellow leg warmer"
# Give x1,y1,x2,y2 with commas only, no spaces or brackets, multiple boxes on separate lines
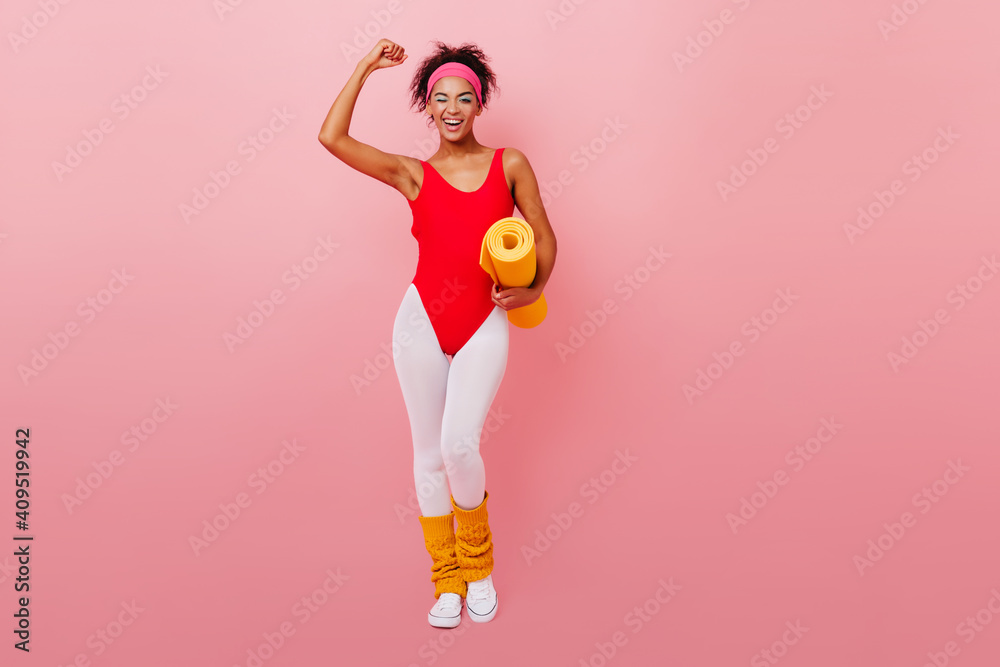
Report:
418,512,467,599
452,490,494,582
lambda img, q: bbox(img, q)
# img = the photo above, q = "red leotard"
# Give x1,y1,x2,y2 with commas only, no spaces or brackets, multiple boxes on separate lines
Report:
408,147,515,356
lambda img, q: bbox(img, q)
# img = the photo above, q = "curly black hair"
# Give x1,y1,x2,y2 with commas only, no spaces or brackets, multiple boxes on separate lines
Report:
408,41,499,126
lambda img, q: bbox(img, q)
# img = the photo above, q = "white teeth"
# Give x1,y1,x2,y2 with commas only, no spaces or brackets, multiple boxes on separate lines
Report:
445,119,461,124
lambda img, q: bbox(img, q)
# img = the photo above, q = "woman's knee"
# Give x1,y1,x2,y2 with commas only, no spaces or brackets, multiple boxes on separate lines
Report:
441,432,482,472
413,446,446,475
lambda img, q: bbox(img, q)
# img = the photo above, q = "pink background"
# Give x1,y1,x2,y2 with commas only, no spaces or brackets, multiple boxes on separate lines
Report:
3,0,999,665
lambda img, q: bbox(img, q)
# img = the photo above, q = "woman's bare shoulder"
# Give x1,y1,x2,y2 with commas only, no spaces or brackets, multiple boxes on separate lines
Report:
502,146,530,162
501,147,535,174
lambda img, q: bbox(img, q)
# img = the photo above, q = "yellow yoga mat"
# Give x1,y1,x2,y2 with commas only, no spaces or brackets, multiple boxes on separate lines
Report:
479,217,547,329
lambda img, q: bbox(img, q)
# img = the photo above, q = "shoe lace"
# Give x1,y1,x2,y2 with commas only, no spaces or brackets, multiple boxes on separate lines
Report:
436,593,462,612
466,579,491,604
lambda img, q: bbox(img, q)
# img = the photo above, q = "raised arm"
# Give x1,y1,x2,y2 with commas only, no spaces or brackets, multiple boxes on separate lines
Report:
318,39,411,189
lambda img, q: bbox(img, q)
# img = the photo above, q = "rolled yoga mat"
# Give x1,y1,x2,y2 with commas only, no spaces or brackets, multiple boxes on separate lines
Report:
479,216,548,329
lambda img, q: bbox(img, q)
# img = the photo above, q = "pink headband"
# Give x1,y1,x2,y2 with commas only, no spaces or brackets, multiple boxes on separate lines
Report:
426,62,482,107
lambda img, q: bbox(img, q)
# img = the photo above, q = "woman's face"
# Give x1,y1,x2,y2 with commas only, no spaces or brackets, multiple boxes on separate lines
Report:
427,76,482,139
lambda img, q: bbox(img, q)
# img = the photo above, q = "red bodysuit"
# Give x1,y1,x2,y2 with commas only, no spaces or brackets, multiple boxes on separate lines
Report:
408,147,515,356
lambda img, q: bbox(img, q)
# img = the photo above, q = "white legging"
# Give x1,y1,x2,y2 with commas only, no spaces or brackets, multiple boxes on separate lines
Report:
392,282,508,515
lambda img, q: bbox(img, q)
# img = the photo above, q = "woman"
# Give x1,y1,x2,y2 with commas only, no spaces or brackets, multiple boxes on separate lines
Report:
318,38,556,628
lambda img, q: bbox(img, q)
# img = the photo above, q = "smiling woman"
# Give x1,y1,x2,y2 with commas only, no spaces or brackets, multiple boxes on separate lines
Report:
317,36,557,631
407,41,498,129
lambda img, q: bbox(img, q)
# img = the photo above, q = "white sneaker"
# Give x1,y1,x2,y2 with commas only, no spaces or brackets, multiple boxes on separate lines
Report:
428,592,462,628
465,574,498,622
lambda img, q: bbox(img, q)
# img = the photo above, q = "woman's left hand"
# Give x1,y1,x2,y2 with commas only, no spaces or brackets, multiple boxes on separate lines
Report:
491,284,540,311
